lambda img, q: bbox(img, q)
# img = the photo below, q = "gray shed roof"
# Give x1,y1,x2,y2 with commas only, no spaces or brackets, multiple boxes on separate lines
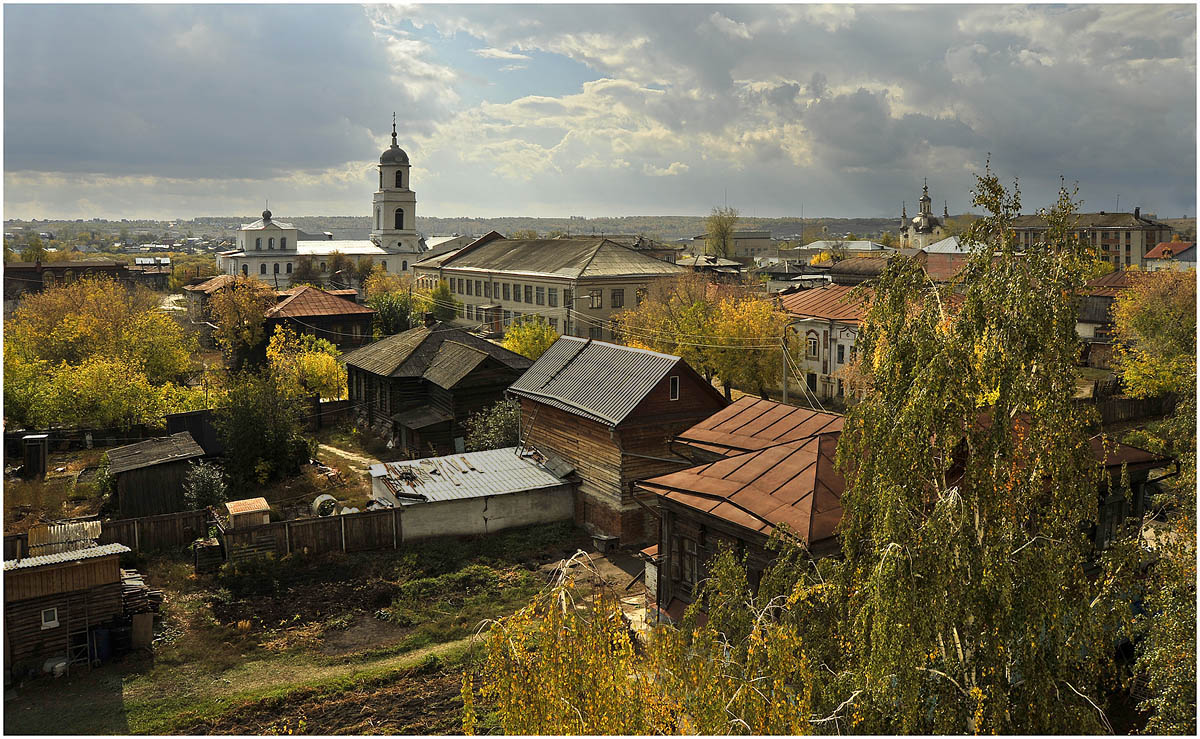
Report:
422,341,490,390
508,336,711,427
5,542,131,569
441,237,684,279
341,322,532,379
107,432,205,475
369,447,573,506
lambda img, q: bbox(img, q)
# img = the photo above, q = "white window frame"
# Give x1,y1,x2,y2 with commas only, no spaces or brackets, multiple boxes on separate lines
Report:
41,607,59,630
669,375,680,401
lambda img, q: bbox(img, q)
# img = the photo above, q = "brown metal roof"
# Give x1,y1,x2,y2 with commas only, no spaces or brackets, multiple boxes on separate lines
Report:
107,432,205,475
183,274,237,294
779,284,870,323
265,285,375,318
675,397,844,457
640,433,845,544
1145,242,1195,260
1089,435,1173,472
1084,269,1139,298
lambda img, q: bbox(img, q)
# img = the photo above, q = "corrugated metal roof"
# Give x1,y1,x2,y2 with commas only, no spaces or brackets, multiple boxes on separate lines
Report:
639,434,844,544
5,542,131,569
107,432,205,475
508,337,690,427
342,323,531,378
265,285,375,318
676,397,844,457
422,341,489,390
226,497,270,515
778,284,870,323
440,237,684,279
27,520,103,557
369,447,573,505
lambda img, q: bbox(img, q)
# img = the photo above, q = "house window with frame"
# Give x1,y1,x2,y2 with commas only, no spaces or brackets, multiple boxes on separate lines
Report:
269,237,275,249
41,607,59,630
281,237,287,249
681,538,698,586
548,287,558,307
548,317,558,331
512,283,522,303
286,263,293,274
611,289,624,309
242,265,249,276
669,375,680,400
807,373,817,393
524,285,533,303
806,336,819,358
589,326,603,340
255,238,262,250
589,289,603,309
484,282,492,298
503,283,511,301
535,286,545,305
467,305,474,320
466,280,473,296
837,344,845,364
320,261,327,272
475,280,482,297
274,263,280,274
503,310,512,325
260,264,267,274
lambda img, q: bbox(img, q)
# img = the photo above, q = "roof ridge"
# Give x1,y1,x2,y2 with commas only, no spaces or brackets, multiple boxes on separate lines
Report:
572,238,610,278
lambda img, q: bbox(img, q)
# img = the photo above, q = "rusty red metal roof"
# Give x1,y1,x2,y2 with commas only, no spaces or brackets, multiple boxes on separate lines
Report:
265,285,375,318
1145,242,1195,260
1089,434,1173,471
1084,269,1138,297
779,284,870,324
675,396,844,457
639,433,845,544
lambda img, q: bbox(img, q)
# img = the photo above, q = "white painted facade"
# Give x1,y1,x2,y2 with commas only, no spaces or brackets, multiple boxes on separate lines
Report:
788,318,859,401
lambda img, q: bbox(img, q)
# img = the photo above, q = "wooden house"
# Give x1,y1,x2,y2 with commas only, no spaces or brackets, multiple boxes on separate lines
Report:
343,319,533,456
264,285,375,350
4,543,130,677
507,337,728,544
182,274,236,323
107,432,205,518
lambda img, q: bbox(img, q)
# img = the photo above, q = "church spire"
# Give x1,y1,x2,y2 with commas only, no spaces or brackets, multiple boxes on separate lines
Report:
391,112,398,147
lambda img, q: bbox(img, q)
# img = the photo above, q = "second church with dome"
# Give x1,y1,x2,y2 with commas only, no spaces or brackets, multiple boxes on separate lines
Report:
216,117,427,288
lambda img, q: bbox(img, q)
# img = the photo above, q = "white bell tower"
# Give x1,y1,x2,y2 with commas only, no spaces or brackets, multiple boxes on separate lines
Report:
371,113,420,254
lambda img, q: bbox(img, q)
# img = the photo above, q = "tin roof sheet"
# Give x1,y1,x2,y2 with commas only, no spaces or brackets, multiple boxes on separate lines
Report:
5,542,131,569
778,284,870,323
508,337,706,427
422,341,490,389
369,447,573,505
107,432,204,475
441,237,684,279
676,397,845,457
26,520,103,557
639,434,844,544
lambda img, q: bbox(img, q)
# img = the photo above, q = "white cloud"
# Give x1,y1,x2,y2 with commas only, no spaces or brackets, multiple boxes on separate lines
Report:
708,12,751,40
643,162,689,177
472,47,531,61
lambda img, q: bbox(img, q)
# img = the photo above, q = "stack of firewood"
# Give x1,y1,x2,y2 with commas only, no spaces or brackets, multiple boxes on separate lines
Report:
120,569,164,614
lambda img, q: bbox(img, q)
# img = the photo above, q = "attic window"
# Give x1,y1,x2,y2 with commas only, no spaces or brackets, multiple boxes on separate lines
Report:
669,375,680,401
41,607,59,630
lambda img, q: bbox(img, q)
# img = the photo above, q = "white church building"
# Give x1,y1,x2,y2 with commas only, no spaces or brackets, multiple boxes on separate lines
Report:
217,120,427,289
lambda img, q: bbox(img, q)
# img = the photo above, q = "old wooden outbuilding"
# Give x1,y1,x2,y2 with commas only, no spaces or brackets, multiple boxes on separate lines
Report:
508,337,728,544
107,432,205,518
4,543,130,677
343,319,533,456
225,498,271,529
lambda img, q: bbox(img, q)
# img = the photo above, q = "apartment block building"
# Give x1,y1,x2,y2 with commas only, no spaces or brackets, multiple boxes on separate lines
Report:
412,234,684,340
1011,208,1173,268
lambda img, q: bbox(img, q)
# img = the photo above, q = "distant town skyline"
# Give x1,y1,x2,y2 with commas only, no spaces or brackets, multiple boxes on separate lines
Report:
4,4,1196,220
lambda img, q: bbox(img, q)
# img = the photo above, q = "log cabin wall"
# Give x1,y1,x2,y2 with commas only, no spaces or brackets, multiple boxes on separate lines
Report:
4,583,124,664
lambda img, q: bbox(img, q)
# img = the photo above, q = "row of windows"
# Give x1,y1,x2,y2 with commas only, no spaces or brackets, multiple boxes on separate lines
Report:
446,279,637,311
804,336,855,364
375,207,406,230
462,304,562,332
253,236,288,251
238,260,400,277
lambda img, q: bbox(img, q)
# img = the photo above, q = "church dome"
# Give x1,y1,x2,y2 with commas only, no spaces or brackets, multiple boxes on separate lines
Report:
911,213,941,233
379,117,409,165
380,145,409,166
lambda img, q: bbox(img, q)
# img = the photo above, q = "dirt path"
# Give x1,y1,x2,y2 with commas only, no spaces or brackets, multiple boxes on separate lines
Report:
318,443,381,470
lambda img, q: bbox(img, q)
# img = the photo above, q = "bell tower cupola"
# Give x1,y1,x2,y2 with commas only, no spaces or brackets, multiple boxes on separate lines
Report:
371,113,420,255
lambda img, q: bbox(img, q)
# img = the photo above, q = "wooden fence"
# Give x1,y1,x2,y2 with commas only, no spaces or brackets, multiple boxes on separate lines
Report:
4,509,209,562
1078,394,1177,427
222,508,400,563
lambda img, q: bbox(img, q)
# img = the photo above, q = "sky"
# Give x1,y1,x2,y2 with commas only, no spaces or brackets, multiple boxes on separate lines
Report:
3,3,1196,221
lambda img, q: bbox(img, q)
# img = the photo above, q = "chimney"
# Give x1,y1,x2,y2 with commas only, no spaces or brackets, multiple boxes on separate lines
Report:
1134,206,1140,219
423,312,437,328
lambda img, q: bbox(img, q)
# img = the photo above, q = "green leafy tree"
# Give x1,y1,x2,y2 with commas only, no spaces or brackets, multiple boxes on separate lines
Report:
508,229,539,239
501,315,559,360
464,399,522,452
182,461,228,510
265,325,346,400
833,171,1137,733
704,206,739,258
1114,269,1197,733
368,290,418,336
289,255,323,286
20,236,46,262
326,251,355,287
426,279,461,321
215,370,311,492
353,257,376,286
209,276,276,367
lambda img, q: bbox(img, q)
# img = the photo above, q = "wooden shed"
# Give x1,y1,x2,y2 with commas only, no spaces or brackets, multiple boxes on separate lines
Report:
4,543,130,676
107,432,205,518
225,497,271,529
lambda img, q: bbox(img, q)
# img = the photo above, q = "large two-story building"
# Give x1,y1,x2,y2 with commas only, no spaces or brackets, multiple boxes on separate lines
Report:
1011,208,1173,268
779,285,870,401
412,234,685,341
